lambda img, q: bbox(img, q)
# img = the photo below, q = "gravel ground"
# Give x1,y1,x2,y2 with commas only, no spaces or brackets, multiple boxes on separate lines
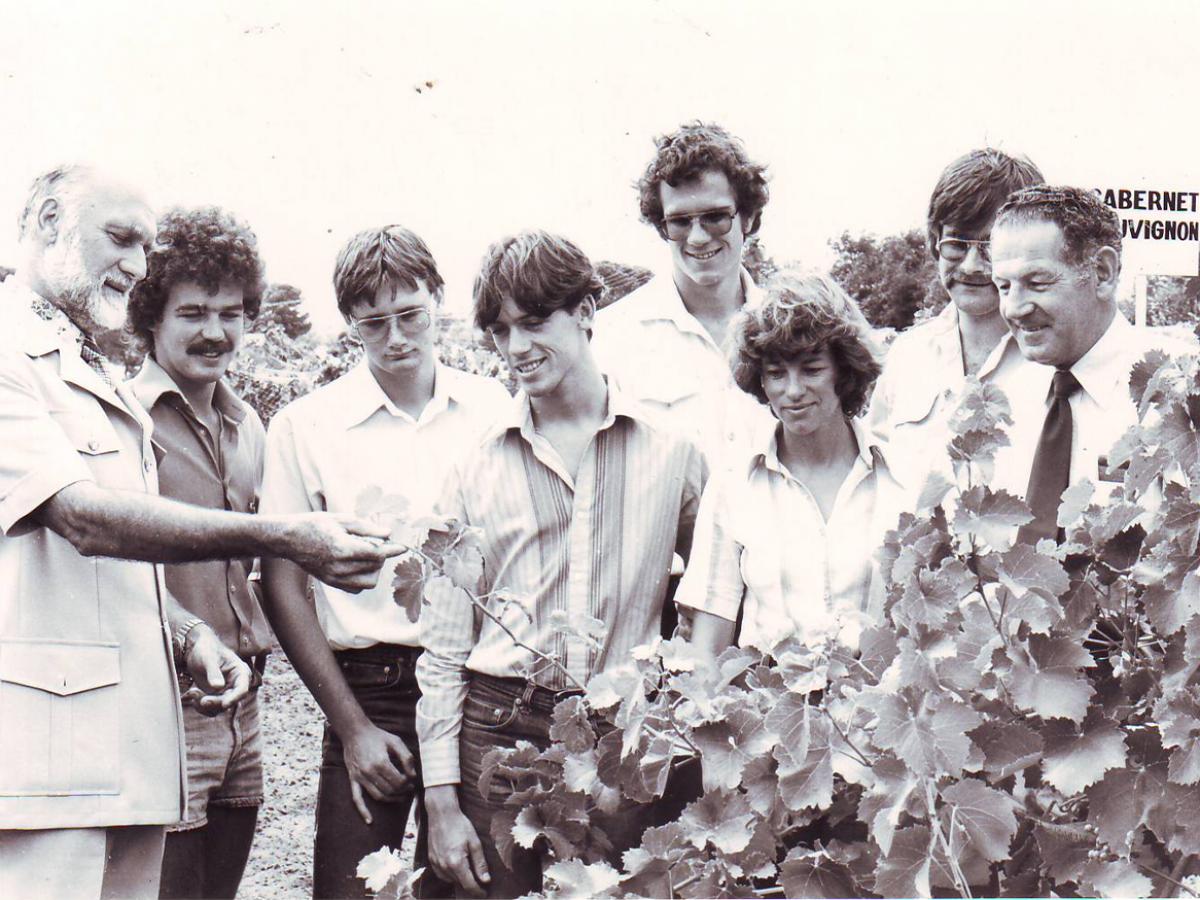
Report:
237,654,417,900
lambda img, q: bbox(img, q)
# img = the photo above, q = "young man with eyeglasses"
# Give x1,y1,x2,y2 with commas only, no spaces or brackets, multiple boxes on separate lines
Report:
592,122,773,476
867,148,1044,486
417,230,705,898
259,226,508,898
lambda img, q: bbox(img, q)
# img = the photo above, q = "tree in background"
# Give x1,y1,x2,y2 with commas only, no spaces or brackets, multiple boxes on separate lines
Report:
1143,274,1200,327
250,282,312,339
742,235,780,286
829,229,943,329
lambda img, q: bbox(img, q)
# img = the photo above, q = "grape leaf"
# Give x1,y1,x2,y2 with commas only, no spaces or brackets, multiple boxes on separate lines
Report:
764,692,811,761
894,560,974,631
391,552,424,623
443,541,484,592
678,790,756,853
1058,479,1096,529
1080,859,1154,899
954,486,1032,550
510,802,584,860
996,543,1070,602
1041,719,1128,795
693,704,776,792
355,846,403,893
951,379,1014,433
549,695,596,754
1008,634,1094,723
857,755,922,856
584,664,643,712
873,824,933,899
1153,692,1200,784
916,470,954,511
779,846,859,899
775,715,833,811
870,694,982,777
548,608,607,651
1033,820,1091,883
968,720,1044,780
939,778,1019,862
543,860,621,898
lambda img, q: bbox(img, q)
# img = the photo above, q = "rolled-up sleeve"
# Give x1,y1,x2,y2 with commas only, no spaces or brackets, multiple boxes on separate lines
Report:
673,471,746,623
0,355,92,535
415,461,478,787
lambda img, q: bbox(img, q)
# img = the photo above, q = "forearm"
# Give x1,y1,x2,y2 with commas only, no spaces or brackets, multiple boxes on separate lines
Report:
37,480,297,563
260,557,371,737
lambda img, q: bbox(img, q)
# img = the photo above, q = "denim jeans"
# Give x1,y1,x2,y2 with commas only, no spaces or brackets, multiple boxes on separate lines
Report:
458,674,649,899
313,644,448,900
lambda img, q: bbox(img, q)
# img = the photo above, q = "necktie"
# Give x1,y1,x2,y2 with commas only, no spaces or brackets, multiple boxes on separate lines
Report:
1018,369,1081,545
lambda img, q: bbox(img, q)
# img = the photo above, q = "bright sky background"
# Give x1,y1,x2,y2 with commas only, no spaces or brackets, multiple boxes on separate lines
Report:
2,0,1198,333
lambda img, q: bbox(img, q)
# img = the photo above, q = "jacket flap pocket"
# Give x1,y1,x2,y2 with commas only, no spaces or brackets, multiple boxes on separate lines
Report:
0,640,121,696
890,388,940,427
48,410,123,455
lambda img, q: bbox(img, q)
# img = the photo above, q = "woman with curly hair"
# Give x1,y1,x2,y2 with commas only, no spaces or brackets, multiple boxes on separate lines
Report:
677,272,909,655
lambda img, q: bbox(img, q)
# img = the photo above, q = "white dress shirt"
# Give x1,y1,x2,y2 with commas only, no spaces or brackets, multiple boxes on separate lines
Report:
868,303,1026,487
592,266,774,474
675,417,909,652
259,361,510,650
989,314,1189,502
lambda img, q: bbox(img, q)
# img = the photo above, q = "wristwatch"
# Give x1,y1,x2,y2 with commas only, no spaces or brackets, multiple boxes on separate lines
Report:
172,616,208,669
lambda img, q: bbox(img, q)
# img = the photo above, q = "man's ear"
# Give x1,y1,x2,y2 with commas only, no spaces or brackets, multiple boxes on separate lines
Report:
1093,245,1121,302
36,198,62,245
577,294,597,330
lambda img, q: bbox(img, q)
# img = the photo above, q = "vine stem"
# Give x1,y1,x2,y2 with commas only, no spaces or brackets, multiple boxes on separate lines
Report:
821,708,874,768
1136,859,1198,898
925,782,972,899
461,585,585,692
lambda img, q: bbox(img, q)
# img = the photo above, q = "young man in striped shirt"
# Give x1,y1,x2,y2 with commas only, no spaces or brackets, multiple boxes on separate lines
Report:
416,231,706,898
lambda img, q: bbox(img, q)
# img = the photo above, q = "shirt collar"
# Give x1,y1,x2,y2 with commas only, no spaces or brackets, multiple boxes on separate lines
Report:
485,377,650,445
1068,313,1132,411
751,415,897,484
0,278,85,357
630,265,762,328
928,302,1020,380
338,360,464,429
129,356,249,424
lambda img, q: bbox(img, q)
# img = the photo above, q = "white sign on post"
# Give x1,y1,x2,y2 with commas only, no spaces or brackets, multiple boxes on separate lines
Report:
1093,185,1200,327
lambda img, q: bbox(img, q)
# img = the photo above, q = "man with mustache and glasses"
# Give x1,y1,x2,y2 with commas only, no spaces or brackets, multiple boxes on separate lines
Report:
868,148,1044,486
259,226,507,899
592,122,773,477
0,166,397,900
125,206,272,900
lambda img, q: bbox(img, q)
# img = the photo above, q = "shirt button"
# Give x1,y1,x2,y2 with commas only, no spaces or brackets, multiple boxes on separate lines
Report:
87,439,99,452
144,458,153,472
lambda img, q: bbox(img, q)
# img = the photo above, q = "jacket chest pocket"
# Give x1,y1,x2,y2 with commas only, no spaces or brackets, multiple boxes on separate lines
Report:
0,640,121,796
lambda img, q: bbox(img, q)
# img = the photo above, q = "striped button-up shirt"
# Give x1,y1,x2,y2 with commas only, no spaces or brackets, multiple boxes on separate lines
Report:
416,383,706,786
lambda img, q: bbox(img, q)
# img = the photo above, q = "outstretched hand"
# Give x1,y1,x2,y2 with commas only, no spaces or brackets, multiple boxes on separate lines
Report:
286,513,406,592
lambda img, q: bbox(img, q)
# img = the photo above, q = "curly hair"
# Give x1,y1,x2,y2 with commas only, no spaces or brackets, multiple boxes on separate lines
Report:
637,122,770,237
128,206,265,348
473,230,602,331
926,148,1043,256
332,225,444,317
994,184,1123,270
732,272,881,418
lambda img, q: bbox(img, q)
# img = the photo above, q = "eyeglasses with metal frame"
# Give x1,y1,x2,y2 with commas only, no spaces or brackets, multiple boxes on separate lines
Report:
935,237,991,263
349,308,432,344
659,207,739,241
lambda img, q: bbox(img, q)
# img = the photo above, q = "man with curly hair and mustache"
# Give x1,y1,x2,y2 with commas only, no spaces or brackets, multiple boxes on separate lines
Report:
126,206,271,899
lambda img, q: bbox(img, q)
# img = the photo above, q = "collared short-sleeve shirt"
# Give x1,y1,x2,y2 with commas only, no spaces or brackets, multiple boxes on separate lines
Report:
592,267,773,474
675,417,909,653
130,357,272,659
416,383,707,786
868,303,1026,486
260,361,510,650
0,281,185,829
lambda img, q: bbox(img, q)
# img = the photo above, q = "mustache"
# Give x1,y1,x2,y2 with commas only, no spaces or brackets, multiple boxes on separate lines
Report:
187,339,235,356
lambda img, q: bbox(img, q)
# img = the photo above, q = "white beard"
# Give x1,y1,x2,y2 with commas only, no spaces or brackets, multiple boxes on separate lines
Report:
40,228,130,334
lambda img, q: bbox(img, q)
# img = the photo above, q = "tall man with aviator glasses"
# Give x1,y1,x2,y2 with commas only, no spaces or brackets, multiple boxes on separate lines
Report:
259,226,509,898
592,121,773,477
868,148,1044,486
